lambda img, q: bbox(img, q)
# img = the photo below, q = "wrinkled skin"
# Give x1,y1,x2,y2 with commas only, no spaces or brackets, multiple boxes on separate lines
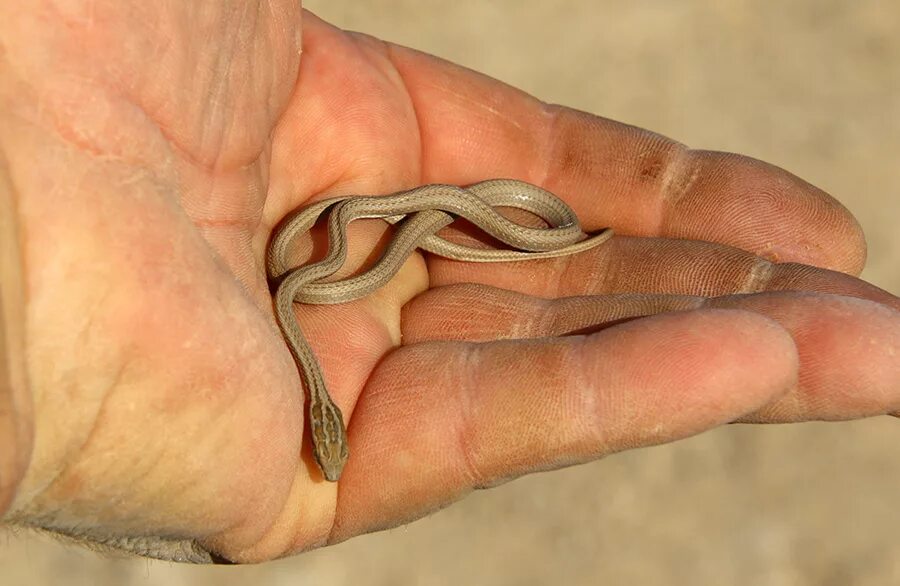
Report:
0,2,897,563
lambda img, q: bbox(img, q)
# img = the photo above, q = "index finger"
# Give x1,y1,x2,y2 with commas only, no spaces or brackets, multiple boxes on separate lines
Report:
385,43,866,274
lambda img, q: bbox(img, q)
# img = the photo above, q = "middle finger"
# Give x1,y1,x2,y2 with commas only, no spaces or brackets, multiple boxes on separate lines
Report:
427,235,897,304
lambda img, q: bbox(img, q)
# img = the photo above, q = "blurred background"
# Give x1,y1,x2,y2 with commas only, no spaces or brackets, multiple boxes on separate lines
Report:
2,1,898,584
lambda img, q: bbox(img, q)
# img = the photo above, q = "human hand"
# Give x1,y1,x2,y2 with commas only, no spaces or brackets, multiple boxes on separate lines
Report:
1,3,896,563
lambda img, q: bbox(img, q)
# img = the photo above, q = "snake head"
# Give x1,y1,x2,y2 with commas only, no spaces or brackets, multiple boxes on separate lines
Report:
309,400,350,482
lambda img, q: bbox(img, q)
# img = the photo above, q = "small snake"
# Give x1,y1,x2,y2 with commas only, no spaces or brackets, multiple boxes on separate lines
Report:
267,179,613,482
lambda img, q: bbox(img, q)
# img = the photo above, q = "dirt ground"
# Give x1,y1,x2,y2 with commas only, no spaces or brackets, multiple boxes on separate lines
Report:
2,1,898,584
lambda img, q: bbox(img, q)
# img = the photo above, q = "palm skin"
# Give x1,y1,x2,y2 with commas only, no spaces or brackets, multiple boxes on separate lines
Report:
0,3,897,563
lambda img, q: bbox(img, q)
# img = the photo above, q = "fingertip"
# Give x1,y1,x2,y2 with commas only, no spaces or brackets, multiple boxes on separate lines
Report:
703,308,801,405
671,152,868,274
586,307,799,440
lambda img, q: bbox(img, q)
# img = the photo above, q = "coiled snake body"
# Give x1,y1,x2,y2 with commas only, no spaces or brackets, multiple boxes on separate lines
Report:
267,179,613,481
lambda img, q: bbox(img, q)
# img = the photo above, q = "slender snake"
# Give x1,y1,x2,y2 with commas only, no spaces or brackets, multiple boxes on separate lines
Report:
267,179,613,482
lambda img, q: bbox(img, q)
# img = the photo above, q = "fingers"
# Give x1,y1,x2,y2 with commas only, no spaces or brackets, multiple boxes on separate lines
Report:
383,39,865,273
332,309,796,540
403,286,900,422
710,294,900,423
428,235,898,308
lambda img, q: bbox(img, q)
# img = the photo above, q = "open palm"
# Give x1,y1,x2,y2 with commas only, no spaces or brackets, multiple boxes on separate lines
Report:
2,3,897,563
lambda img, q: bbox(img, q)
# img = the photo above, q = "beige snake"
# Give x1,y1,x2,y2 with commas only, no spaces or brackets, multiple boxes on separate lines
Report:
267,179,613,482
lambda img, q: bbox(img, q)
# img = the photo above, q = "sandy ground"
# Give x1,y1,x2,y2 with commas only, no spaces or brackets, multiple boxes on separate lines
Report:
2,1,898,584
